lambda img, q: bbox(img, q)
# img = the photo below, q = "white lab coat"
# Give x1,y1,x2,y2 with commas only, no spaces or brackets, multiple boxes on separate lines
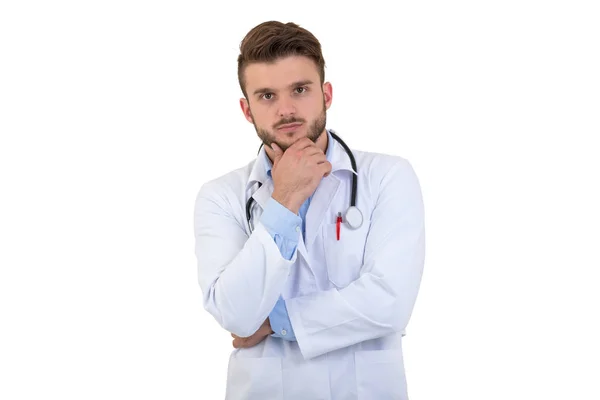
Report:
194,134,425,400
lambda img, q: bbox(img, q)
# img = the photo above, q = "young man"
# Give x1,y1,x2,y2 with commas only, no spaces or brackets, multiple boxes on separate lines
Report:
194,21,425,400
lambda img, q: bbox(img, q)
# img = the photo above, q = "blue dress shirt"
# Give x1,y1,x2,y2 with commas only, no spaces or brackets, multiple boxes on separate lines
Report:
259,131,334,341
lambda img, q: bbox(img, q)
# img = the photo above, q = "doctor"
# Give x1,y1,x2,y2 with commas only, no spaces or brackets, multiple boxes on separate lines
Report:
193,20,426,400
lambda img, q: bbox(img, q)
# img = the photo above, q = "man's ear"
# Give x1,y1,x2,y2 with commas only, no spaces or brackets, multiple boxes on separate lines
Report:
240,98,253,123
323,82,333,110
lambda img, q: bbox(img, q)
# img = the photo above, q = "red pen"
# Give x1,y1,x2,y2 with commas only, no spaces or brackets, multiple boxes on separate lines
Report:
336,212,342,241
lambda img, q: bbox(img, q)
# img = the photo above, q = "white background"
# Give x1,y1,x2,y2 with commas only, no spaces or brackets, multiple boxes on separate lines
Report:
1,0,599,399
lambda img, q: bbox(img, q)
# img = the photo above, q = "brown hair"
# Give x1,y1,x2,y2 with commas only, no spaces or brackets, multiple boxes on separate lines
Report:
237,21,326,98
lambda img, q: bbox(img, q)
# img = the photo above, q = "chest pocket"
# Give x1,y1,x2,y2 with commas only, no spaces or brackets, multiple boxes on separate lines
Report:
322,219,371,288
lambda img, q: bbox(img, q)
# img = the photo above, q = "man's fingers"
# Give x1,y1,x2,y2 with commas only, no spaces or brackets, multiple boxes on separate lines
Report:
231,332,269,348
320,161,333,177
289,137,317,151
310,151,327,163
232,338,252,349
303,146,324,158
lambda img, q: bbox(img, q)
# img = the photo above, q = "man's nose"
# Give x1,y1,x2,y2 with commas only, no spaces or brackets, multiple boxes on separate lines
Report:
277,96,296,117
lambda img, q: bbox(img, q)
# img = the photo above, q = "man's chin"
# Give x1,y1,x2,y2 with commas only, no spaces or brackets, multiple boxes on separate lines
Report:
278,126,306,137
274,130,309,146
262,125,321,151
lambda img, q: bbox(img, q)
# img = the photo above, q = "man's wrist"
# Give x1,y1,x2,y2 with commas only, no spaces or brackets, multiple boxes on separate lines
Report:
272,190,302,214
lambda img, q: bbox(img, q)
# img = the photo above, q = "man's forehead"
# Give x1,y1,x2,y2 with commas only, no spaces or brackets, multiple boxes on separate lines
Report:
244,56,320,90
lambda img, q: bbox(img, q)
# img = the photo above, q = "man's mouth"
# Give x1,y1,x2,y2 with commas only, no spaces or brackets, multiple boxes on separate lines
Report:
277,123,303,132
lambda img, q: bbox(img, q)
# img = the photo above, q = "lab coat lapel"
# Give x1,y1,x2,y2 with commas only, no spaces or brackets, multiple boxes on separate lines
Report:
247,146,272,211
305,173,341,248
304,134,358,248
250,179,272,211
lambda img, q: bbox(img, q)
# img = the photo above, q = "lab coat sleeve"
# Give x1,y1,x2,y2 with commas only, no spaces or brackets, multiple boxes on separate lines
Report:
286,159,426,360
194,183,298,338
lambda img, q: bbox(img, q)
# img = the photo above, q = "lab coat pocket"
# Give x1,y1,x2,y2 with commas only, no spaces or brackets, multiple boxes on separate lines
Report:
354,349,407,400
226,356,283,400
282,362,331,400
323,220,370,288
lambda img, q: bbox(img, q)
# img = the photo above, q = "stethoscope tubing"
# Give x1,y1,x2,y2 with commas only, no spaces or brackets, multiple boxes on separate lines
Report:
247,131,357,233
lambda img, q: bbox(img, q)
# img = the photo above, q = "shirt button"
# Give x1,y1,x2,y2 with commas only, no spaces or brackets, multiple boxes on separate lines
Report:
281,329,287,336
295,226,300,232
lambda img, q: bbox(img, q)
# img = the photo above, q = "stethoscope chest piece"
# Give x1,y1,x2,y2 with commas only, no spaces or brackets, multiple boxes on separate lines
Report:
345,206,363,229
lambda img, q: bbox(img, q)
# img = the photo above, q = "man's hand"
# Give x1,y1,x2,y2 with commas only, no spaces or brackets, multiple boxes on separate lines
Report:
231,318,274,349
270,138,332,214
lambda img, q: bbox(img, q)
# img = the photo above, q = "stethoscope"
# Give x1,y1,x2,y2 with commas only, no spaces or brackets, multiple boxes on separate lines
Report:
246,129,363,233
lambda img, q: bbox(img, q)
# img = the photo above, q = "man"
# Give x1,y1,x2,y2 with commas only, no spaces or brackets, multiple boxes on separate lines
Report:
194,20,425,400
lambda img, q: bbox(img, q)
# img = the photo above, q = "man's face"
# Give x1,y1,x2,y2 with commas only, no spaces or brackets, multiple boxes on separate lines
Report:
240,55,333,151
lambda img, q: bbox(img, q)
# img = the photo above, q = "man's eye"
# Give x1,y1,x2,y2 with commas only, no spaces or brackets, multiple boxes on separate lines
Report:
263,93,273,100
295,87,306,94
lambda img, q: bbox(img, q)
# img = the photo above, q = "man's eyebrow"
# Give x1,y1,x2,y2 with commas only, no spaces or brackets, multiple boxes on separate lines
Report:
290,80,314,88
253,80,315,96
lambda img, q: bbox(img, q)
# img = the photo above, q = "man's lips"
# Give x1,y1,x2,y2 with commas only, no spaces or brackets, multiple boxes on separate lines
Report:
277,123,303,131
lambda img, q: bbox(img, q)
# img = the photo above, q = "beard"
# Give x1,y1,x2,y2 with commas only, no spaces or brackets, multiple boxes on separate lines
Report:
252,102,327,152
